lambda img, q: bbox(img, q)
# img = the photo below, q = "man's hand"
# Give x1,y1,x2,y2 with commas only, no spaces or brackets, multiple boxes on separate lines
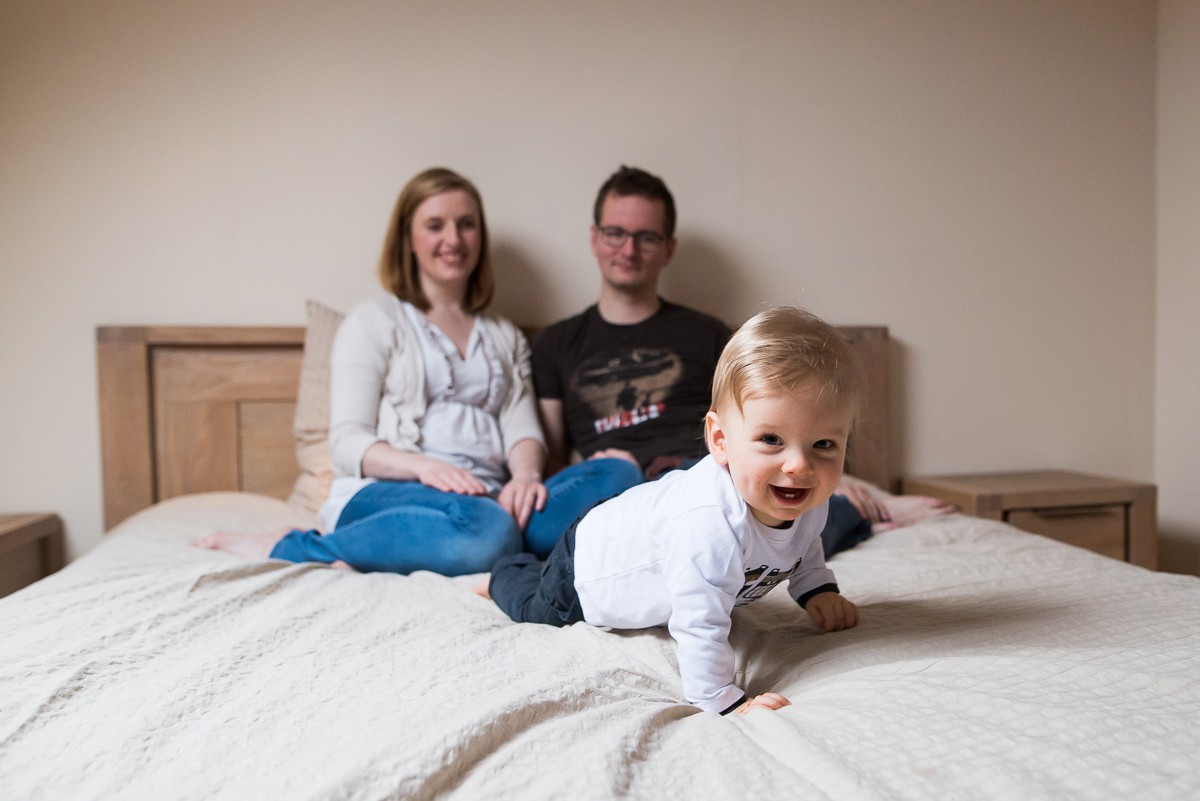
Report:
803,592,859,632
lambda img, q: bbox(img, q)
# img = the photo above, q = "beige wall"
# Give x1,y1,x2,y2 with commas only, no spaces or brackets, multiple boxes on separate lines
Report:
1156,0,1200,576
1,1,1187,571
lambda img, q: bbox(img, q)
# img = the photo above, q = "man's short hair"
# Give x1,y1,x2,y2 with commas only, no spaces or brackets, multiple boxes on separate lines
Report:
593,165,677,238
711,307,865,418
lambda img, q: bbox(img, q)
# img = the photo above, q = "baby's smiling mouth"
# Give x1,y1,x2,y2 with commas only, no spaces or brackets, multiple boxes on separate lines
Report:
771,486,811,503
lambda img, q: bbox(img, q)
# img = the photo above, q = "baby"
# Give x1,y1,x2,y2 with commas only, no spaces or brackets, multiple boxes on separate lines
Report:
487,306,861,715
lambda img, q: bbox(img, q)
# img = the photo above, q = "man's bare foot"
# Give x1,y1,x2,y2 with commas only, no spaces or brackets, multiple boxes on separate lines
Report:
472,576,491,600
872,495,956,533
189,529,286,560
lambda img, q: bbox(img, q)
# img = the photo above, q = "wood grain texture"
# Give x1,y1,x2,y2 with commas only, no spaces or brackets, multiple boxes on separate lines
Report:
838,326,891,492
152,347,302,502
0,513,64,597
97,327,304,529
96,333,156,529
97,323,891,530
901,470,1157,568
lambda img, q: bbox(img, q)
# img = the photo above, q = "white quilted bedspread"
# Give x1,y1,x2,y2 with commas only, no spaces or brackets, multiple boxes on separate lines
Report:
1,493,1198,800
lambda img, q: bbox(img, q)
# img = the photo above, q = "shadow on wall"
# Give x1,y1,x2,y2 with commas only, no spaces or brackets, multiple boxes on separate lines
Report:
489,235,752,330
660,235,748,326
490,240,557,326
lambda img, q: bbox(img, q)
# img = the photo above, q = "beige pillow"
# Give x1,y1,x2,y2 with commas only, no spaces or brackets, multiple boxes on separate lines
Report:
287,300,345,513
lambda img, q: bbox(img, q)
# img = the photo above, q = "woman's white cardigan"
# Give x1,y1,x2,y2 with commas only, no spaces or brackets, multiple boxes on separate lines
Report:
318,294,545,531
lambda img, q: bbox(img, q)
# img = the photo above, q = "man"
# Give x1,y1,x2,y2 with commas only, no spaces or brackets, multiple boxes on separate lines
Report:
533,166,952,555
534,166,726,481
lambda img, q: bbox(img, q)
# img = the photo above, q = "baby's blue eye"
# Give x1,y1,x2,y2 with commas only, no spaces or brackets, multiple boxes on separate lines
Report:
814,439,836,450
760,434,783,446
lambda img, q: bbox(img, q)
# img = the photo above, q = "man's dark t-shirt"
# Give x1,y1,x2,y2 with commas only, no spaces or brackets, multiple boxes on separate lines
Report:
532,301,732,475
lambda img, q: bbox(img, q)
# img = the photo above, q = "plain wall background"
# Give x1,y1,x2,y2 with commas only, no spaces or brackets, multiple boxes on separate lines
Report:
1156,0,1200,576
1,1,1195,574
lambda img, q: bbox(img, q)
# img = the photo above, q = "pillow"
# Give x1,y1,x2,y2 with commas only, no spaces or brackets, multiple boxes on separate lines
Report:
287,300,344,513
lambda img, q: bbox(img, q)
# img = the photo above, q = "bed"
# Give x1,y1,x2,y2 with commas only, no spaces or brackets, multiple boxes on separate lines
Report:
2,305,1198,800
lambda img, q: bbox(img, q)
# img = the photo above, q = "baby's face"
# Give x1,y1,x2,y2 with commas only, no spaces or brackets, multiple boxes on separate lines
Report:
706,386,853,527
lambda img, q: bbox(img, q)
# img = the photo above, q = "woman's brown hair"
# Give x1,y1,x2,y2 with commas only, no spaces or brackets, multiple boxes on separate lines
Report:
378,167,494,312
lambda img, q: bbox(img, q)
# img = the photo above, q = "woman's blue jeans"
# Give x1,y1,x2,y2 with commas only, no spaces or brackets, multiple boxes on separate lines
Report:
269,458,643,576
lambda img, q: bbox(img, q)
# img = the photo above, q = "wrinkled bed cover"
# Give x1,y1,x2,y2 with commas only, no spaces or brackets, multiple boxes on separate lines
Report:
2,493,1198,800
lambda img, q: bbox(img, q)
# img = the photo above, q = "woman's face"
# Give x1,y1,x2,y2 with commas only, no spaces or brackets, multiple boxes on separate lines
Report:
409,189,483,295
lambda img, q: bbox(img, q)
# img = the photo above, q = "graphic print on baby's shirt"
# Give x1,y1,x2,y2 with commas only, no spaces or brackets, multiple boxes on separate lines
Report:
736,559,803,605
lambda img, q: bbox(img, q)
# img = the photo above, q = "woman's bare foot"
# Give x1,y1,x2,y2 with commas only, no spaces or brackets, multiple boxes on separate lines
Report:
329,560,355,571
189,529,285,560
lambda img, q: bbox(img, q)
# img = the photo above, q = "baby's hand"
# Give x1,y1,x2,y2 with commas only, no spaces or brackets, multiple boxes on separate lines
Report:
735,692,792,715
804,592,859,632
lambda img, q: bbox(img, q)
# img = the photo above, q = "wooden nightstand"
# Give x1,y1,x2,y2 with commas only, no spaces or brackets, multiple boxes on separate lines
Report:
0,513,65,598
900,470,1156,569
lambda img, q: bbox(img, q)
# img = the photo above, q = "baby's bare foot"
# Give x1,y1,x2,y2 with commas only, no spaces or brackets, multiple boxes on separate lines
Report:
472,577,491,600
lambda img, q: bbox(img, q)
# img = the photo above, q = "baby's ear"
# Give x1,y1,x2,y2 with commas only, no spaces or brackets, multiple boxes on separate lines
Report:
704,411,729,465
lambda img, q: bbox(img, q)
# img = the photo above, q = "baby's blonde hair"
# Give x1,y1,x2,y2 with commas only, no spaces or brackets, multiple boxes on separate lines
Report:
711,307,865,417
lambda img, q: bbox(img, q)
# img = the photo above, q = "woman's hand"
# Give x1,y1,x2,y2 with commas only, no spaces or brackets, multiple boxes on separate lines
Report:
414,456,489,495
498,471,548,530
361,442,487,495
501,438,549,529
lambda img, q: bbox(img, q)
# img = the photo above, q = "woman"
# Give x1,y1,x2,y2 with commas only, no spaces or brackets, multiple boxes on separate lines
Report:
196,168,642,574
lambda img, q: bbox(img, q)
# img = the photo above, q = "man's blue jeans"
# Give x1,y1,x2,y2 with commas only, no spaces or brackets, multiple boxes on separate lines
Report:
821,494,873,558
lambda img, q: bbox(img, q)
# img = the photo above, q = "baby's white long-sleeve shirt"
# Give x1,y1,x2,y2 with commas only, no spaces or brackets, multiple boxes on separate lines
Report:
572,456,836,713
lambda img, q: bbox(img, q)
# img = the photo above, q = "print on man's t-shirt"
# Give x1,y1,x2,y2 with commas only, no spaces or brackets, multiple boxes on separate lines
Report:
570,347,683,435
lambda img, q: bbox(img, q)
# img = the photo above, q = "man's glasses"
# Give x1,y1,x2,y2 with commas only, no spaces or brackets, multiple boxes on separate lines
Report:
596,226,667,252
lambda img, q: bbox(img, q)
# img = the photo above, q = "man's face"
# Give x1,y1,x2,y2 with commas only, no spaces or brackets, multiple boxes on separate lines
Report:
590,193,676,294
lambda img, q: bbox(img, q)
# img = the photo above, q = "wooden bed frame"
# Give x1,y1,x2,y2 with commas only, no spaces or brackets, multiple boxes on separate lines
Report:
96,324,892,531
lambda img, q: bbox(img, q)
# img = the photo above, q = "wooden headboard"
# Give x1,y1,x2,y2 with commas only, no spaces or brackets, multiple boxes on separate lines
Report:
96,324,891,531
